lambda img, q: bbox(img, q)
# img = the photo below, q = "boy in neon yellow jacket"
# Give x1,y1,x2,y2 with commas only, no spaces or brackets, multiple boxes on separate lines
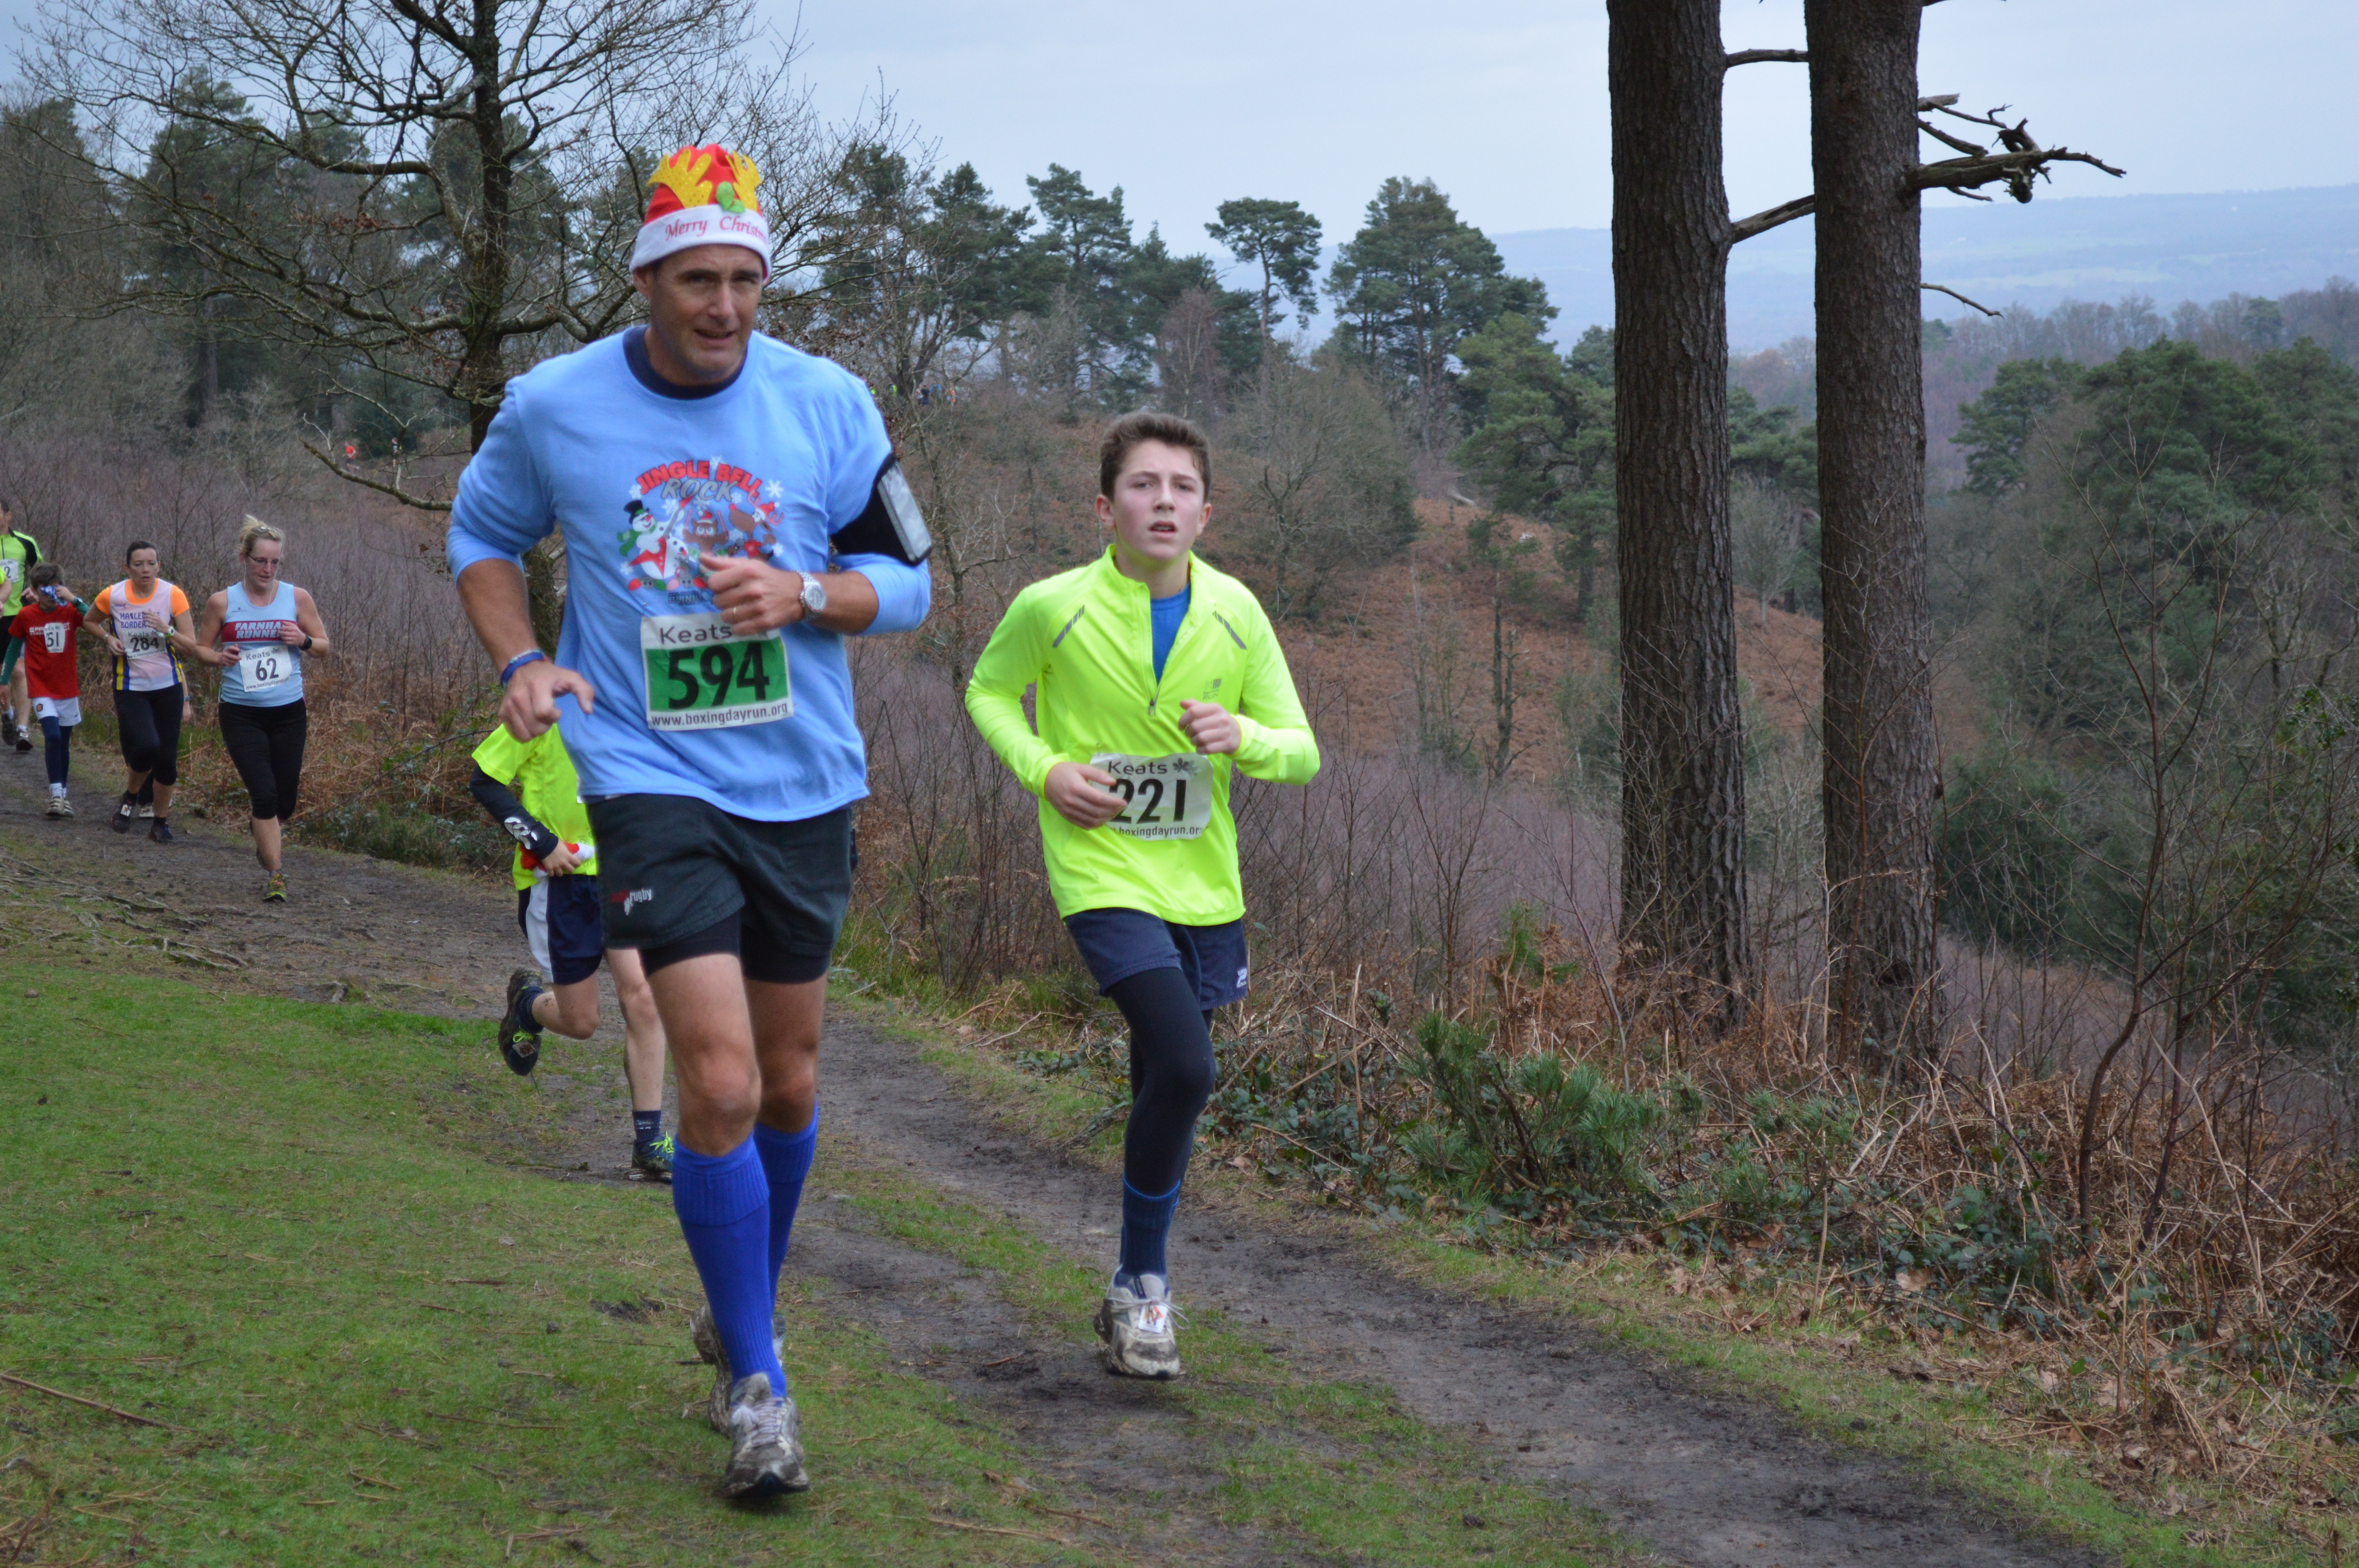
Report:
966,412,1319,1378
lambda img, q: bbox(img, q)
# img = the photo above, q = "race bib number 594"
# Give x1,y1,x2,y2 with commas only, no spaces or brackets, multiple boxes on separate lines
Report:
641,613,792,731
1090,752,1214,840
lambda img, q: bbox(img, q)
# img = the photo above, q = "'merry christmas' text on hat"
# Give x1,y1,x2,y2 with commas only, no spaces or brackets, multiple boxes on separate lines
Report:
629,145,769,278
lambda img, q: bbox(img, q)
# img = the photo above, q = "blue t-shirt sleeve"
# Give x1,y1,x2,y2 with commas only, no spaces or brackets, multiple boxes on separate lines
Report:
836,553,931,635
813,363,925,634
447,385,555,576
821,368,892,531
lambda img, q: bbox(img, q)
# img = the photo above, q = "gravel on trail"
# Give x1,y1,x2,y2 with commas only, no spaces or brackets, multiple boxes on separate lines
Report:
0,759,2105,1567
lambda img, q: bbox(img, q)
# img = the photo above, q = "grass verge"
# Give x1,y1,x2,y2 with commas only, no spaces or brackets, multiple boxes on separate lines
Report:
2,960,1626,1566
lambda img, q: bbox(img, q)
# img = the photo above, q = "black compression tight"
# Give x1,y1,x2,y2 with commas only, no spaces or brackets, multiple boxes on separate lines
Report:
114,685,182,785
1109,967,1217,1197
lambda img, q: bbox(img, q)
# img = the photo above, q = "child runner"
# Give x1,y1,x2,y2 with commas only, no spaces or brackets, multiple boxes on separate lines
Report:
2,565,95,815
471,719,676,1179
90,542,195,844
448,143,931,1498
965,412,1320,1378
188,518,331,902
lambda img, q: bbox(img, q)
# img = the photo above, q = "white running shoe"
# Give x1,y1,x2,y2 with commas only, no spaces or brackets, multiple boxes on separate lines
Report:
1095,1272,1183,1379
44,794,67,818
690,1304,787,1436
720,1372,807,1497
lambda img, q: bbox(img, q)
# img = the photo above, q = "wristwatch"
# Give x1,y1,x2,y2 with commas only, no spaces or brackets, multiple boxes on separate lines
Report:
797,573,827,618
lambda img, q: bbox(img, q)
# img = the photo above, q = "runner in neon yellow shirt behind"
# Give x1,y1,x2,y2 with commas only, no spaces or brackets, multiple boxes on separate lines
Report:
965,411,1319,1378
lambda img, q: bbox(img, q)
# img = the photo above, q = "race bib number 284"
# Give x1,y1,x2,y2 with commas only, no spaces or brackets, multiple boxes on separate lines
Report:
1090,752,1214,840
641,613,792,731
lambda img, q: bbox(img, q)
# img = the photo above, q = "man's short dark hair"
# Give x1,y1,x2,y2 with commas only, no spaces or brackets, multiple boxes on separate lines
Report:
1099,412,1210,499
124,539,158,563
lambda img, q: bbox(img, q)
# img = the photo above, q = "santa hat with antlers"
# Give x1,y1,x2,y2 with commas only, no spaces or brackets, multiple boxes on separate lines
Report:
630,144,769,278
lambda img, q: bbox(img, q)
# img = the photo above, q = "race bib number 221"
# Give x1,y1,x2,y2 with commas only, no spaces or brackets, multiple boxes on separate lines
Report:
641,613,792,730
1090,752,1214,840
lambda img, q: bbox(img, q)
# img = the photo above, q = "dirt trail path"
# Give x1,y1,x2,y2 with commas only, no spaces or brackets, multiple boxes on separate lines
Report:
0,755,2101,1567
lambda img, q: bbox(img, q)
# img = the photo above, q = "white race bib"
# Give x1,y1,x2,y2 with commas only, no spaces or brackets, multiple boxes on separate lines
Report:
640,613,791,731
124,624,167,657
1090,752,1214,840
241,644,294,692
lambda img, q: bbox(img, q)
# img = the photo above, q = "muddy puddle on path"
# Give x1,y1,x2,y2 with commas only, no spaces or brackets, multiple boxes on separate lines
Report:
0,753,2102,1566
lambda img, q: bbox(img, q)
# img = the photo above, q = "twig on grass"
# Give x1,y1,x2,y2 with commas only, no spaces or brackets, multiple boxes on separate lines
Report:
0,1372,185,1429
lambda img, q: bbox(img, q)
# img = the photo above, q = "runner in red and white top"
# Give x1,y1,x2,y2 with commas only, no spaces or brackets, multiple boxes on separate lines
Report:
1,563,101,817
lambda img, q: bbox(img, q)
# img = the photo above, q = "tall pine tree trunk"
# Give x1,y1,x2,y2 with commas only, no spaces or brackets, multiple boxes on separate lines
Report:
1607,0,1752,1026
1808,0,1943,1069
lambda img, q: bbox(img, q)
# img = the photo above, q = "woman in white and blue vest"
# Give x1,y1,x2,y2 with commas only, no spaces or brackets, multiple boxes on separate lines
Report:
189,517,332,902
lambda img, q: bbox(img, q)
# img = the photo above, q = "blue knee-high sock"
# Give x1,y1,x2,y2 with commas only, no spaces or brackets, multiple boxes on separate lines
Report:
40,718,67,789
1118,1177,1183,1284
753,1111,817,1289
670,1137,789,1396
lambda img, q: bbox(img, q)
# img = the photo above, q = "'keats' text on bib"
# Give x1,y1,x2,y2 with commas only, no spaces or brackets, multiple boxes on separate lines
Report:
1089,752,1213,840
640,612,792,730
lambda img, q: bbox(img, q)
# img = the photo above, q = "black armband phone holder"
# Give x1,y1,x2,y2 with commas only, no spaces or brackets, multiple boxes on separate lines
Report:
830,455,932,565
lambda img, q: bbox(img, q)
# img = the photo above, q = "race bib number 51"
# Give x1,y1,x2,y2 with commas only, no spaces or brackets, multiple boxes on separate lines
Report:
1090,752,1214,840
641,613,792,731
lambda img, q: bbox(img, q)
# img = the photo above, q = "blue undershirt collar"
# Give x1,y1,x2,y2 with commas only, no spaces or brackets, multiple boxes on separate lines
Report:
1150,583,1190,682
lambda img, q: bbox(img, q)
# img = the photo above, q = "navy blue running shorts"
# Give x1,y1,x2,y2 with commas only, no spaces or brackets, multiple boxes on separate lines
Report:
1063,907,1249,1010
586,795,850,985
518,874,605,986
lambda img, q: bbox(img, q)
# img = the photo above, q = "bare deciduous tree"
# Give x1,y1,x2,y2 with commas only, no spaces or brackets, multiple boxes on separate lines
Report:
27,0,854,500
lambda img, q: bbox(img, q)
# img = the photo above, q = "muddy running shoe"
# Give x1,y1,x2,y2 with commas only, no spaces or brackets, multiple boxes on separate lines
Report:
1095,1273,1182,1379
263,871,287,903
10,723,27,754
720,1372,807,1498
109,793,134,834
632,1136,674,1181
147,817,175,845
498,968,542,1076
44,794,68,818
690,1304,787,1435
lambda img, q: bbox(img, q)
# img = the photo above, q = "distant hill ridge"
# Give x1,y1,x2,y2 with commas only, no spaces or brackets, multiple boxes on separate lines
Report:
1492,183,2359,350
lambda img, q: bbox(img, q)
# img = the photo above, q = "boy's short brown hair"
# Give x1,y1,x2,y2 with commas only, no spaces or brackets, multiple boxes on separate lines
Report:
1099,411,1210,499
27,563,59,588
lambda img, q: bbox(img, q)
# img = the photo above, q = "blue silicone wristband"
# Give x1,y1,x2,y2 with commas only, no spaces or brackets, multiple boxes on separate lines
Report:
499,649,546,686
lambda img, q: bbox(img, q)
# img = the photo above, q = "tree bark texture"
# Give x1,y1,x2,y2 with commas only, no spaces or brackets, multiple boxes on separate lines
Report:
1807,0,1944,1069
1607,0,1752,1025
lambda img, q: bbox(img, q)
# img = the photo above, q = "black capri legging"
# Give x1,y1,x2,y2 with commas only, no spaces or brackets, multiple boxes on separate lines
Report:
114,685,184,786
220,699,307,821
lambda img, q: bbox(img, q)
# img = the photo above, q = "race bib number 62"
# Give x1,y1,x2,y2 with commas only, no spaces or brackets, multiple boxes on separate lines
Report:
1090,752,1214,840
641,612,792,730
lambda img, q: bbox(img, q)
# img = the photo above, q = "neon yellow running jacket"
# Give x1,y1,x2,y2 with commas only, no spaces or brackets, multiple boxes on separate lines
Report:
964,548,1320,924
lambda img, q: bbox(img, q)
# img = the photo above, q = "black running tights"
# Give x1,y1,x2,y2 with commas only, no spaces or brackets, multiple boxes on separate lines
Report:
1109,967,1217,1197
114,685,182,786
220,699,308,820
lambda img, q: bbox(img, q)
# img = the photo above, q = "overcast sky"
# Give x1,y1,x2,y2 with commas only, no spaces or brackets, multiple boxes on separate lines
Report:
5,0,2349,260
778,0,2355,256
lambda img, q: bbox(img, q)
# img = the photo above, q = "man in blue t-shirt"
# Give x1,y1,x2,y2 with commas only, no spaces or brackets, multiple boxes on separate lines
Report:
447,142,932,1502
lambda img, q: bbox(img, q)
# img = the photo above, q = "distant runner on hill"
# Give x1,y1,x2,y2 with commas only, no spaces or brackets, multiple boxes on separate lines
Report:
91,542,196,846
965,412,1321,1379
471,719,675,1180
447,142,931,1500
187,518,331,902
0,497,41,755
1,564,98,815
